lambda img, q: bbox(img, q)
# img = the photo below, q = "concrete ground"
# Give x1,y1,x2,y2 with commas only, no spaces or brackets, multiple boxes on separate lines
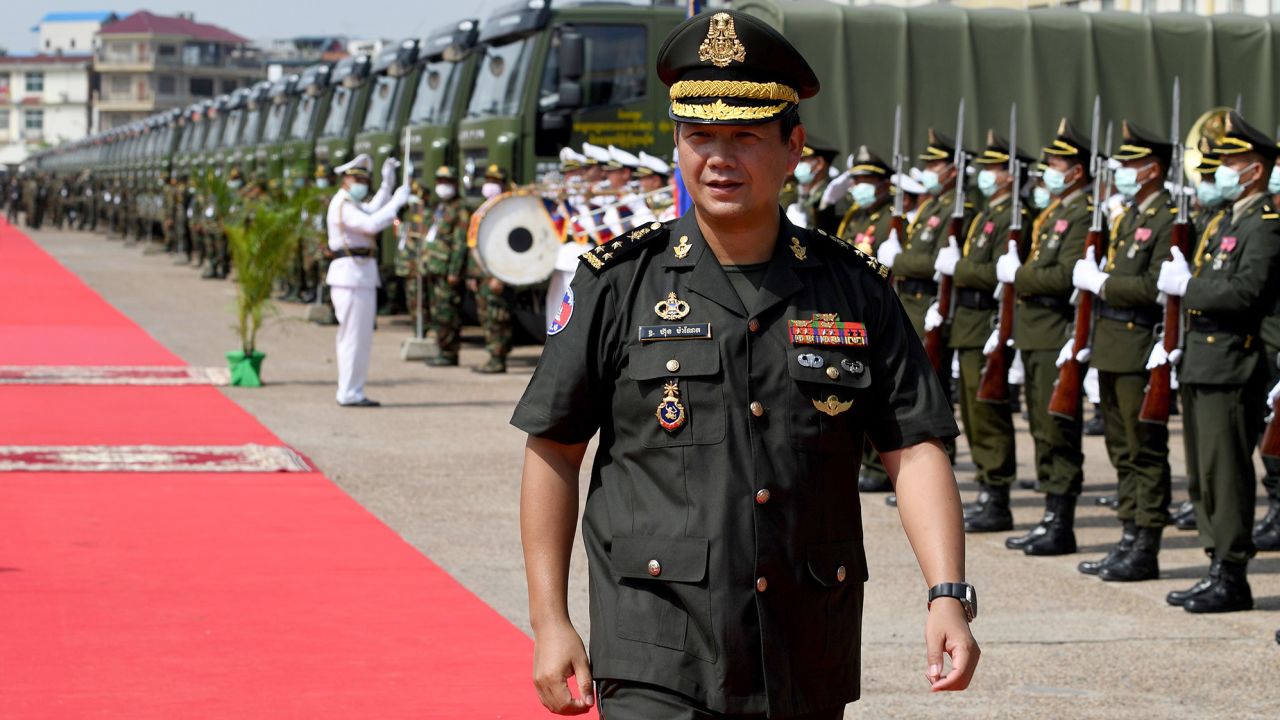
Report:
22,223,1280,718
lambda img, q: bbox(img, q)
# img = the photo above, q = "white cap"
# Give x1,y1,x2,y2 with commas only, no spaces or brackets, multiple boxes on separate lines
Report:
607,145,640,170
582,142,610,165
637,151,670,178
893,171,926,196
559,147,587,168
335,153,373,177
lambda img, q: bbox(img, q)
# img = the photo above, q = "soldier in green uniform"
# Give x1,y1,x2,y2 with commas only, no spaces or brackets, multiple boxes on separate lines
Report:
1072,122,1174,580
943,131,1029,533
788,135,842,235
1160,112,1280,613
395,180,430,325
1252,136,1280,551
470,164,515,374
515,12,978,717
6,174,21,224
51,176,70,230
303,164,336,316
999,119,1091,557
422,166,470,367
835,146,894,255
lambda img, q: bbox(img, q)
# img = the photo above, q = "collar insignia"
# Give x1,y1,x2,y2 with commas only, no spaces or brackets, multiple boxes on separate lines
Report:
673,235,692,259
790,236,807,261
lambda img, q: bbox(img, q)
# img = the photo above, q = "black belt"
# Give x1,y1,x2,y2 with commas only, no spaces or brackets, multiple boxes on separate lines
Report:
955,288,998,311
332,247,376,259
1189,315,1253,335
898,278,939,297
1097,302,1161,329
1020,294,1071,312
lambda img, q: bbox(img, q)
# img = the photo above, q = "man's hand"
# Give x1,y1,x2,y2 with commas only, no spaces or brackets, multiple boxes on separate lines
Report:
924,302,944,332
447,274,460,286
532,619,595,714
925,599,980,692
1156,247,1191,297
934,236,960,277
995,240,1021,284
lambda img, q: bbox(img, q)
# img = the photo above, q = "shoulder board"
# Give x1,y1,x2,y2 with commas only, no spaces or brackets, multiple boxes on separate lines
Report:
1262,211,1280,221
1169,206,1179,216
964,201,975,210
579,221,670,274
812,228,892,281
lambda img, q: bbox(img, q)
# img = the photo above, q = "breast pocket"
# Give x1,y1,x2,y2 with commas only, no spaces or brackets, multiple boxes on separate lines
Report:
625,340,726,448
787,347,872,452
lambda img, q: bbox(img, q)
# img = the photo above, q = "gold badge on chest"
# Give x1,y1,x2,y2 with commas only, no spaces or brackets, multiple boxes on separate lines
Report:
673,235,692,259
655,291,692,320
813,395,853,416
656,381,687,432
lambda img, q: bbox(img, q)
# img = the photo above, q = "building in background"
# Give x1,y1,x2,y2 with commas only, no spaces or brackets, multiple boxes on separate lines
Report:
258,35,350,81
32,11,120,54
0,53,94,169
93,10,264,130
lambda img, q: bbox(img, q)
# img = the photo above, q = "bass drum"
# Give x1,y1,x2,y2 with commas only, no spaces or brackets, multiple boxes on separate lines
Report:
467,190,562,288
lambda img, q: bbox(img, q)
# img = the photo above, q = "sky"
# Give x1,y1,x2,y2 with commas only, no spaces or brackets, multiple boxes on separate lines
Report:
5,0,511,55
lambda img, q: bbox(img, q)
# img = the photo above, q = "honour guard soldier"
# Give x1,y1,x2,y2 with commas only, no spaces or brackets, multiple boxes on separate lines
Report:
836,146,894,254
1255,136,1280,551
1074,122,1175,580
786,135,841,234
1159,112,1280,612
422,166,470,367
326,153,410,406
515,11,978,717
1000,119,1091,556
944,131,1029,533
470,164,516,374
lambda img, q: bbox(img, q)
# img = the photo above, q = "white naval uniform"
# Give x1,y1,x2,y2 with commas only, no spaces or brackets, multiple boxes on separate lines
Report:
325,182,407,404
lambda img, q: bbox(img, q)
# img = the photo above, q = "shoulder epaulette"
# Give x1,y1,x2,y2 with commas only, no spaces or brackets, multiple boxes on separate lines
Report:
813,228,892,280
579,221,670,273
964,201,975,210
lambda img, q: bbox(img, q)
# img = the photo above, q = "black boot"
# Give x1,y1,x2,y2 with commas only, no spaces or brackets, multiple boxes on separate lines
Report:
1078,521,1136,576
1184,561,1253,614
963,485,991,520
858,473,893,493
1023,494,1078,556
1252,498,1280,551
1099,526,1161,582
1167,560,1220,607
965,484,1013,533
1095,494,1119,508
1083,407,1104,436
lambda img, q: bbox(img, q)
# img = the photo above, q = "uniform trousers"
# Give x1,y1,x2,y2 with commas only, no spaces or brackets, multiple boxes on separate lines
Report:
1098,371,1170,527
1021,349,1084,496
956,347,1017,487
332,285,376,404
597,680,844,720
1182,382,1262,565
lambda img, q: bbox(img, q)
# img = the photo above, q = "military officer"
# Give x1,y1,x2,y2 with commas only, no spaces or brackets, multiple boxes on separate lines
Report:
470,164,516,374
515,11,977,718
1072,122,1175,580
787,135,841,234
942,131,1029,533
422,166,470,367
1159,112,1280,613
326,153,410,407
1254,136,1280,552
999,119,1091,556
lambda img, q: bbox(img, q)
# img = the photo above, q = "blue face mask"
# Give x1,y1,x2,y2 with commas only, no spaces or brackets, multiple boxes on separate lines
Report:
1042,167,1069,196
348,182,369,201
977,169,999,197
1196,179,1222,208
920,170,943,196
1032,185,1052,209
793,162,814,185
1269,166,1280,195
851,182,877,208
1113,166,1144,198
227,179,243,190
315,178,330,189
1215,164,1251,202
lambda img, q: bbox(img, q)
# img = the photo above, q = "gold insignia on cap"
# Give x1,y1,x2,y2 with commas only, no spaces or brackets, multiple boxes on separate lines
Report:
671,100,788,123
699,12,747,68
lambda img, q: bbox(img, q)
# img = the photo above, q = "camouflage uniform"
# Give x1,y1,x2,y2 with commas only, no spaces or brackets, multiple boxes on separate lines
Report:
422,195,470,363
396,185,431,324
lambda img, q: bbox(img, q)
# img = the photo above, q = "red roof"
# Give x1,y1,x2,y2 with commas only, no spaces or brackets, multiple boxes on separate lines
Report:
98,10,248,44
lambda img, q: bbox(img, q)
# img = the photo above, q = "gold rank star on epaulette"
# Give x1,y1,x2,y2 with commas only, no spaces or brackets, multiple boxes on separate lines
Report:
580,221,670,273
1262,205,1279,221
813,228,891,280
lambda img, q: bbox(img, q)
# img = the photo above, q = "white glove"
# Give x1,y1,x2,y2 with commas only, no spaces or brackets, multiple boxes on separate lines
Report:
1268,379,1280,409
924,302,944,332
1146,343,1169,370
391,183,411,207
877,228,902,268
1156,246,1192,297
1076,345,1092,364
820,171,854,209
1072,246,1109,295
934,236,960,277
381,157,400,187
982,328,1001,356
1056,339,1075,368
785,201,809,229
995,240,1021,284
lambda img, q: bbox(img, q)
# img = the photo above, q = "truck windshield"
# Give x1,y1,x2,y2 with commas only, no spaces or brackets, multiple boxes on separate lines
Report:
290,94,318,141
322,86,354,138
465,38,533,119
409,59,461,126
203,116,226,150
221,109,244,148
361,75,400,132
243,107,263,144
264,99,290,141
179,122,200,152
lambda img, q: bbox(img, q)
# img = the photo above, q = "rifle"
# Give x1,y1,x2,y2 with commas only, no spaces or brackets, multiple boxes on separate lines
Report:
1048,96,1104,421
1139,78,1187,425
923,98,965,371
1263,399,1280,460
888,103,906,260
977,103,1022,404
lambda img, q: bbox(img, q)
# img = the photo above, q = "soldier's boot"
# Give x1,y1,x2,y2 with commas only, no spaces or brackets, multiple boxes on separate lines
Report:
1166,559,1221,606
1252,498,1280,551
1095,494,1119,508
1099,526,1161,582
1183,560,1253,614
858,473,893,493
473,356,507,374
1005,504,1053,551
1174,501,1198,531
963,485,991,520
964,484,1013,533
1021,494,1079,556
201,261,219,279
1078,521,1136,576
1083,406,1105,436
425,354,459,367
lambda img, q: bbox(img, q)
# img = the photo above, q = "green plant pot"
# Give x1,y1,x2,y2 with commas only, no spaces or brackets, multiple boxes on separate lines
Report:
226,350,266,387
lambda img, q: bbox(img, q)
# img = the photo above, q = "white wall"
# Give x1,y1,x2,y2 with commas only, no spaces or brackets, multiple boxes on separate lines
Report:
0,62,92,165
40,21,102,55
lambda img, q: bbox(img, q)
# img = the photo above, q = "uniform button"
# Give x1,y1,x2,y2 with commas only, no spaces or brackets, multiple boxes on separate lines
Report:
750,401,764,417
755,489,771,505
756,576,768,592
748,318,761,333
647,559,662,577
1126,321,1135,330
836,565,847,583
1203,253,1212,262
826,366,840,379
1206,335,1215,344
666,359,680,373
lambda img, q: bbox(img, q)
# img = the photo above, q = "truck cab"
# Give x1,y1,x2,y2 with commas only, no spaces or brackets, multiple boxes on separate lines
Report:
195,96,230,181
353,39,420,193
236,81,275,183
212,88,253,180
255,74,299,189
315,53,373,172
281,63,332,186
403,19,481,186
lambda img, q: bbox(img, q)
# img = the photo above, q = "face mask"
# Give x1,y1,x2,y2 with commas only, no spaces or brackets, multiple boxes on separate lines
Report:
1215,163,1253,202
1269,166,1280,195
348,182,369,201
921,170,943,195
1196,179,1222,208
793,162,815,185
1042,167,1069,196
1032,186,1052,209
481,182,502,199
315,178,330,189
435,183,456,200
227,179,243,190
977,170,999,198
1114,166,1144,198
851,182,877,209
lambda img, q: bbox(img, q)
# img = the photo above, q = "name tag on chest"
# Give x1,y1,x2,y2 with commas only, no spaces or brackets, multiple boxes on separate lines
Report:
638,323,712,342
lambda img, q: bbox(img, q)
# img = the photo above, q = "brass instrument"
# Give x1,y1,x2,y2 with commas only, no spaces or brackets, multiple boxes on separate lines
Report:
1184,107,1233,184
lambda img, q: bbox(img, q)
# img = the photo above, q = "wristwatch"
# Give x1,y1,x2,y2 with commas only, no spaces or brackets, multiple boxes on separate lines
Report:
928,582,977,622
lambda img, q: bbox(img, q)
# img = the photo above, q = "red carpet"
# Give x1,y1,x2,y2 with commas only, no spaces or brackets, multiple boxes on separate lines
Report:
0,221,568,716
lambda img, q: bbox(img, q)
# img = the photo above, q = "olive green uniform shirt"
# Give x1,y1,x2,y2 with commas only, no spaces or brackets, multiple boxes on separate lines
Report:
836,198,894,255
1014,188,1090,351
951,193,1024,349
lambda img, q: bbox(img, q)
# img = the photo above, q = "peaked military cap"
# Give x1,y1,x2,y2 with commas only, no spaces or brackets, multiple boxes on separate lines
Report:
1211,111,1280,163
918,129,961,162
657,9,819,125
335,153,373,178
801,134,839,163
974,129,1032,167
1113,121,1173,168
1042,118,1091,158
849,145,890,178
435,165,457,181
636,150,671,178
484,164,508,182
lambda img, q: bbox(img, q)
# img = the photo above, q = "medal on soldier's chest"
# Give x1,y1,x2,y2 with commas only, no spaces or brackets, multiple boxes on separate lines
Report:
656,381,687,432
655,292,692,320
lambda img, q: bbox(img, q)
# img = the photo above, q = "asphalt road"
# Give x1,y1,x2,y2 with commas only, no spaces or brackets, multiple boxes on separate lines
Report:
25,224,1280,718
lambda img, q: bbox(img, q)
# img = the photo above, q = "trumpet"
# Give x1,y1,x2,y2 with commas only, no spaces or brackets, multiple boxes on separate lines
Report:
566,185,673,227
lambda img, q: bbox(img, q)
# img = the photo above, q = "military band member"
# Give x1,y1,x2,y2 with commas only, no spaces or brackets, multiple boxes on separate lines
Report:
516,11,977,717
423,166,470,367
836,146,894,255
1159,112,1280,612
326,153,410,407
581,142,610,190
636,150,675,222
999,119,1091,557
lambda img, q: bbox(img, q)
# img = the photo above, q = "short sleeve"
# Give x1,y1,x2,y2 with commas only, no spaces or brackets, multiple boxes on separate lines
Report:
510,265,618,444
860,277,959,452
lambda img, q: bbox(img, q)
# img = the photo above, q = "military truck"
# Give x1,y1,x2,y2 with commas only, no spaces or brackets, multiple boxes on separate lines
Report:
315,54,373,173
253,74,299,190
353,39,421,190
281,63,332,187
211,88,253,181
234,81,274,184
403,19,481,184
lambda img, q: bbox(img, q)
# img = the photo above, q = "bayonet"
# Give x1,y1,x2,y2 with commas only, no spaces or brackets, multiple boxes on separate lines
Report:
1009,103,1021,231
1088,96,1104,232
891,103,904,219
1235,92,1243,114
952,97,966,219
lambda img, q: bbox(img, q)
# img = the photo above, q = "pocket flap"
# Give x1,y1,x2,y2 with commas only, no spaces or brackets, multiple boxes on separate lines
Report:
786,349,872,389
807,539,869,587
628,341,721,381
612,535,709,583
